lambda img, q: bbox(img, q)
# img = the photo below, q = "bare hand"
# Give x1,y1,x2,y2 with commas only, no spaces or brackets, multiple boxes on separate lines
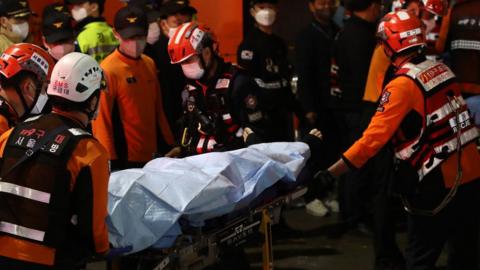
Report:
309,128,323,140
242,127,254,142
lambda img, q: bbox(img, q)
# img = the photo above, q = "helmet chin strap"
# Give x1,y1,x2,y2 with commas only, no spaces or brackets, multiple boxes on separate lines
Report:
14,84,38,120
198,53,208,81
82,90,101,121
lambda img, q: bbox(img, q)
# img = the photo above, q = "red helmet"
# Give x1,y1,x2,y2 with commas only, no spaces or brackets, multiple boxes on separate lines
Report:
168,22,216,64
0,43,54,84
377,11,426,57
422,0,447,16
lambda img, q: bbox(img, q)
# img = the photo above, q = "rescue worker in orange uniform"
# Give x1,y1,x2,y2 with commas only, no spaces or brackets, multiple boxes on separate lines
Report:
0,52,110,269
93,6,179,170
168,22,277,157
0,43,55,135
317,10,480,269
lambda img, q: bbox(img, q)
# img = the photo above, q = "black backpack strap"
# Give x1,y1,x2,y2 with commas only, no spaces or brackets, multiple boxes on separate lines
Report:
0,125,70,179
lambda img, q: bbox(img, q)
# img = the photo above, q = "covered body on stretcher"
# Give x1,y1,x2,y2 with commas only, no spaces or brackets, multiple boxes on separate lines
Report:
107,142,312,256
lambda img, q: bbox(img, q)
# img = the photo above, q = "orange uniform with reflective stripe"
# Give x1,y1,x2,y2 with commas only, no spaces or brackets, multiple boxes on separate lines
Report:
363,45,391,103
93,49,174,163
344,76,480,188
0,112,110,266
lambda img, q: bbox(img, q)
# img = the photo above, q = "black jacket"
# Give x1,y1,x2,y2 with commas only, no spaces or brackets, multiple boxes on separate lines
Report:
179,58,275,155
334,15,377,110
295,19,339,113
237,27,296,141
144,35,186,132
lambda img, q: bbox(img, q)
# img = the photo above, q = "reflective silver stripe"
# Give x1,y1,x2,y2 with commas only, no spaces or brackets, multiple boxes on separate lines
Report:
433,126,479,154
404,60,456,92
174,22,191,45
24,115,42,122
417,127,479,180
399,28,422,39
451,40,480,51
404,60,436,79
68,128,91,136
254,78,288,90
86,44,117,56
0,182,50,203
420,69,455,91
0,221,45,242
395,135,422,160
396,112,475,161
426,96,466,124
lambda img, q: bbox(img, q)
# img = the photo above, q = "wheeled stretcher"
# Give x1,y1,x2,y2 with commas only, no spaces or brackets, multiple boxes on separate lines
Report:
114,185,308,270
107,142,313,270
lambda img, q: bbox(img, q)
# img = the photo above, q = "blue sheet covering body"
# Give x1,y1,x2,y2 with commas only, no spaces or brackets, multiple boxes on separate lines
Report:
107,142,310,253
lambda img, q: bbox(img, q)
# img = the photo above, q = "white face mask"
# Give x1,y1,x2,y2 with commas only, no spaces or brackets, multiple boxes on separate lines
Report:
254,8,276,26
11,22,29,41
30,93,48,115
168,26,178,39
147,22,161,44
47,43,75,60
120,38,146,58
72,7,88,22
181,59,205,79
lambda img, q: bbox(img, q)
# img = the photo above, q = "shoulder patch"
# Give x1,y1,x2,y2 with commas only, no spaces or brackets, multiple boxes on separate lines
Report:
244,94,258,110
377,90,391,112
215,78,230,89
240,50,254,60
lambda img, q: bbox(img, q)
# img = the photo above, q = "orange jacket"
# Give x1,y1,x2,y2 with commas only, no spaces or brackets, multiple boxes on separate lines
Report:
0,112,110,266
93,49,174,163
344,75,480,188
363,45,390,103
0,114,11,135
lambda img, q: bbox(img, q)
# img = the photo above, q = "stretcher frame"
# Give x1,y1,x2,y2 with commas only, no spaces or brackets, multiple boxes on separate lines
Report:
116,186,308,270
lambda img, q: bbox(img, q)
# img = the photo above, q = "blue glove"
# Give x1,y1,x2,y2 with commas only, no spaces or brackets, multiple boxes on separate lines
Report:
105,246,133,259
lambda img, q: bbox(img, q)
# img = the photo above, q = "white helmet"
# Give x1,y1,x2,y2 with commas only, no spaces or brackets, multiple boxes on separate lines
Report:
47,52,104,102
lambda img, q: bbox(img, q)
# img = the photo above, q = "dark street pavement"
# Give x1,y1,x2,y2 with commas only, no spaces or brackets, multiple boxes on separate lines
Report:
245,207,447,270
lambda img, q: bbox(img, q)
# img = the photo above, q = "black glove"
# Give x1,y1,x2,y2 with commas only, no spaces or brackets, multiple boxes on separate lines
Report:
105,246,133,259
313,170,337,192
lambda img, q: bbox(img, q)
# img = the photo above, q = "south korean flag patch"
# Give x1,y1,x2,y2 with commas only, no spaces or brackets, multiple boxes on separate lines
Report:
240,50,254,60
377,90,391,112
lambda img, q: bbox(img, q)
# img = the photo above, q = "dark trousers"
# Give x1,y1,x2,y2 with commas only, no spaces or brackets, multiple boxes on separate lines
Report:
0,257,50,270
332,109,364,222
0,256,81,270
335,104,404,266
405,180,480,270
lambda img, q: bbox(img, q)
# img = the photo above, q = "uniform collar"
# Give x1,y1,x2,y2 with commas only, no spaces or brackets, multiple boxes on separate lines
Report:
114,48,143,66
51,110,87,129
74,17,106,33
